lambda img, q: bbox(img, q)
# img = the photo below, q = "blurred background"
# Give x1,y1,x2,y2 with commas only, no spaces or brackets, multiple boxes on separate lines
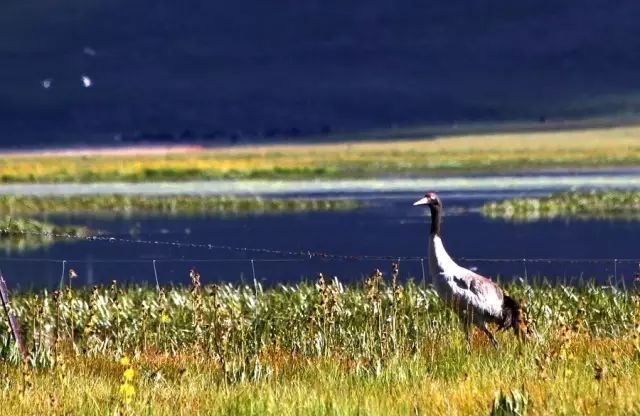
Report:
3,0,640,147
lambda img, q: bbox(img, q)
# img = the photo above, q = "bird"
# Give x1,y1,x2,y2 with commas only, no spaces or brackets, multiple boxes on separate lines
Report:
413,191,523,348
83,46,97,56
81,75,92,88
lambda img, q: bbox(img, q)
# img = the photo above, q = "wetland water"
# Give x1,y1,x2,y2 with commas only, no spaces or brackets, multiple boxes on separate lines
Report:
1,170,640,288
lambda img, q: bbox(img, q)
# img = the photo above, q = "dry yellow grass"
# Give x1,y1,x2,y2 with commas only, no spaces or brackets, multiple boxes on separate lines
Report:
2,336,638,415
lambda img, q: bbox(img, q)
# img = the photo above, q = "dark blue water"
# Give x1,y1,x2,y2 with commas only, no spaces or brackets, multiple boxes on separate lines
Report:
1,191,638,289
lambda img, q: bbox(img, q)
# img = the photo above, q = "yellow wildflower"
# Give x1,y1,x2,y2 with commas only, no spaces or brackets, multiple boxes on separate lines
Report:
160,313,170,323
119,383,135,404
123,368,135,382
119,383,135,396
119,356,130,367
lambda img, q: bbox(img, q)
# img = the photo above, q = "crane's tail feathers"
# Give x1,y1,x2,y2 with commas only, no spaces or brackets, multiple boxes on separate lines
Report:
499,295,528,340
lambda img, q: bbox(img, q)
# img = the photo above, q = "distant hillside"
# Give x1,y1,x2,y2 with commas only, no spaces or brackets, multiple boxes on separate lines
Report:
2,0,640,146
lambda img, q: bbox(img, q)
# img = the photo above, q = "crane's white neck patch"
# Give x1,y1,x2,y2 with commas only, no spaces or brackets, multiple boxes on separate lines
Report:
429,234,458,273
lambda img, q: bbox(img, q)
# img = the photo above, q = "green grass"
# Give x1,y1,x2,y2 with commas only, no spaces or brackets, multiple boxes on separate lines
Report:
0,216,91,252
1,125,640,182
0,195,362,216
482,190,640,221
0,268,639,414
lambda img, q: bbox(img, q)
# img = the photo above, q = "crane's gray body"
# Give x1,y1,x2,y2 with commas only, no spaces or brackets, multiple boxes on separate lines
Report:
416,192,515,348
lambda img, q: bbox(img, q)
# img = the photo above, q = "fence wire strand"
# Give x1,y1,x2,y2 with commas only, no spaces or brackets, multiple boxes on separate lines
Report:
0,227,639,267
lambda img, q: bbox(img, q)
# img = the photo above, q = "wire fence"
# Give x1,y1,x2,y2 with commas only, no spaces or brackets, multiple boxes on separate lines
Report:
0,255,638,291
1,227,639,289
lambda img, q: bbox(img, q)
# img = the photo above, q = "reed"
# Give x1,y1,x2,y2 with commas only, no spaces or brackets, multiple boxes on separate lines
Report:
0,267,638,414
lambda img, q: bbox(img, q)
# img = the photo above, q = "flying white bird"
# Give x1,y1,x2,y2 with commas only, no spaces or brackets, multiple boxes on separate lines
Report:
81,75,92,88
41,78,53,89
414,192,524,348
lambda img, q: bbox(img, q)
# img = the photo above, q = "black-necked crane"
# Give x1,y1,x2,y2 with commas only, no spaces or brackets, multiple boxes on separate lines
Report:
414,191,523,348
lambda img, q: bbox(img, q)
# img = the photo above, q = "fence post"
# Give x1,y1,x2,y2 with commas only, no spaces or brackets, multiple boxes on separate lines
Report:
250,259,259,353
250,259,257,283
522,258,528,281
0,270,27,362
58,259,67,291
152,260,160,292
420,258,426,288
613,258,618,286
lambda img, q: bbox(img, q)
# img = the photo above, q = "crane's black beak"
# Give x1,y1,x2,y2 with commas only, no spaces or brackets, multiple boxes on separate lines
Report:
413,196,430,206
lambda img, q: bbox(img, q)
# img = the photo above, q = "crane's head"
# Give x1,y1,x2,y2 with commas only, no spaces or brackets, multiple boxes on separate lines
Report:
413,192,441,207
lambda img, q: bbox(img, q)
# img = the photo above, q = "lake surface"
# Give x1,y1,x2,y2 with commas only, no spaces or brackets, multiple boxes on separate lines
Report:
1,175,639,289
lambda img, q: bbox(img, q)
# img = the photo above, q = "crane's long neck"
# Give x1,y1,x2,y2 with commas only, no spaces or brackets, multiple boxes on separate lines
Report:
429,204,441,236
428,203,457,276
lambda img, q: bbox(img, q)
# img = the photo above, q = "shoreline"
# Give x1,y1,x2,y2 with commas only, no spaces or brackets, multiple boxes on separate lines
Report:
0,170,639,196
0,125,638,183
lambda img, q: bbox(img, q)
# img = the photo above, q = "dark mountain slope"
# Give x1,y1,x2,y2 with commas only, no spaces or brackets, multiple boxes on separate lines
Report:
2,0,640,146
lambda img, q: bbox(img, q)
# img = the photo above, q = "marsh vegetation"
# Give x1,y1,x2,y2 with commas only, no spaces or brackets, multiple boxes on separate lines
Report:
482,190,640,221
0,216,90,252
0,195,362,216
0,267,639,414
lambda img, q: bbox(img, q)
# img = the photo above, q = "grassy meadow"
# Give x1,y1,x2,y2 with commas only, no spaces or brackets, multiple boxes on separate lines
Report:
0,268,639,415
2,126,640,182
482,190,640,221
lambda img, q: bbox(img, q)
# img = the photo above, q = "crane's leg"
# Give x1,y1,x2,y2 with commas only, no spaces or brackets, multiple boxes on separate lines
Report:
479,322,499,349
462,322,473,353
457,308,473,351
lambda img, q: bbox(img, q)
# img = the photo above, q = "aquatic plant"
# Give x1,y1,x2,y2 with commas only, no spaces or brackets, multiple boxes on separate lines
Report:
0,216,91,252
0,194,362,216
0,267,638,414
482,190,640,221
